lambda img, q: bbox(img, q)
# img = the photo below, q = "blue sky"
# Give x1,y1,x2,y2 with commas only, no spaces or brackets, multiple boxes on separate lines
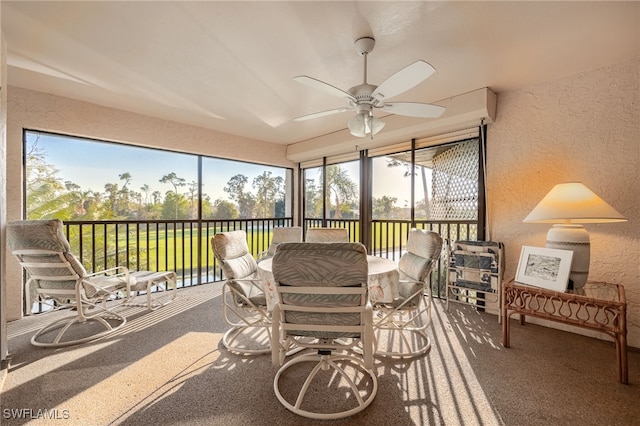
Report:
27,131,288,202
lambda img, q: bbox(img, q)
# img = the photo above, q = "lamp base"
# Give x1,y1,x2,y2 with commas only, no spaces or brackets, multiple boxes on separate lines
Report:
546,224,590,290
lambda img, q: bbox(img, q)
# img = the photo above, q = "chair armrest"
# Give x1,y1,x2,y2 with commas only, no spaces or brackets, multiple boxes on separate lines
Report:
375,278,428,311
271,303,283,366
233,277,263,284
363,301,374,370
82,266,131,297
231,277,266,291
85,266,130,278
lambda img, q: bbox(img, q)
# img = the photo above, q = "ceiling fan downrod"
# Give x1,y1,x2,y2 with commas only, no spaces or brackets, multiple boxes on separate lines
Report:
355,37,375,85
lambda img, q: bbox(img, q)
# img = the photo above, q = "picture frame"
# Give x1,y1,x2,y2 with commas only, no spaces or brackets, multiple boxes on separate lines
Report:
515,245,574,292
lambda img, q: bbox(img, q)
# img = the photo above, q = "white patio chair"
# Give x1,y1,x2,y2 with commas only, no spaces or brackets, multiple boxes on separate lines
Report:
271,242,377,419
305,227,349,243
6,219,128,347
257,226,303,261
373,228,443,358
212,230,271,354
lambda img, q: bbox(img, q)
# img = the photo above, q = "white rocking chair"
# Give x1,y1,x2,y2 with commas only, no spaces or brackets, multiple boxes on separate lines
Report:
7,219,129,347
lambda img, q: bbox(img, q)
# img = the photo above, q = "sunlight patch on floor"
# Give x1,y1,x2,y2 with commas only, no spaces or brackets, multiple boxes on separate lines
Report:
53,332,221,425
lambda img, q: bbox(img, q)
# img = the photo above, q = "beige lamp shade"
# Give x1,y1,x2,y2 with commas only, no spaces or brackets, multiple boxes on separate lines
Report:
523,182,626,290
523,182,627,224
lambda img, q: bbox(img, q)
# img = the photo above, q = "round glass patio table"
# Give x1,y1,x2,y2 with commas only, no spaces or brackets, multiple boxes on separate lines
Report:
257,255,399,311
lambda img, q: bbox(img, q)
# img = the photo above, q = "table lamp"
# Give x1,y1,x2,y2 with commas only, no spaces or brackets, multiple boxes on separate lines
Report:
523,182,626,290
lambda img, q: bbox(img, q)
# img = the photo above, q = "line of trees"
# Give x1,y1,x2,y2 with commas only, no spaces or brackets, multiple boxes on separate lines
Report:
26,139,287,221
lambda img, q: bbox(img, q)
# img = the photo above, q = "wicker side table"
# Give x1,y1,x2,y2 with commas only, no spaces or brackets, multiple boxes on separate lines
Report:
502,280,628,384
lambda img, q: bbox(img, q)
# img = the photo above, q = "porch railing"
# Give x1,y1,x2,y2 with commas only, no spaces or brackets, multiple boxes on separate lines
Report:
304,218,479,298
61,218,294,291
28,217,477,313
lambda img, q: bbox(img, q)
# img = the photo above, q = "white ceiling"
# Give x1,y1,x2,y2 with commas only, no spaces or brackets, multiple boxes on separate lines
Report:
2,1,638,145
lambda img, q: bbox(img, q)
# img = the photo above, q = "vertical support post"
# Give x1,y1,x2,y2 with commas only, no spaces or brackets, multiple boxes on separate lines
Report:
478,123,488,241
359,149,371,250
322,157,327,227
410,138,416,228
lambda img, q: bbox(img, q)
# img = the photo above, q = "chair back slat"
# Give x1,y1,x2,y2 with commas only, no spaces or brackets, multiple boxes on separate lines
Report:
305,227,349,243
272,242,368,339
266,226,303,257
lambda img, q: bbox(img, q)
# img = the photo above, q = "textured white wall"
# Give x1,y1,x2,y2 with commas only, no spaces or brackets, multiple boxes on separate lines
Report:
4,87,295,321
488,58,640,347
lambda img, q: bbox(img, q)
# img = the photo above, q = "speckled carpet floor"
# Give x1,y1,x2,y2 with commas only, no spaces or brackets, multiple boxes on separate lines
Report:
2,283,639,425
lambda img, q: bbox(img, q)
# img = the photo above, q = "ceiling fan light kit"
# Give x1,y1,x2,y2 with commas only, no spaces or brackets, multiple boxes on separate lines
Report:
348,113,385,138
294,36,445,138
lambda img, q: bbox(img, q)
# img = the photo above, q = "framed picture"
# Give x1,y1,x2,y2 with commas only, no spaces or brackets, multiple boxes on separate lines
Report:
515,246,573,292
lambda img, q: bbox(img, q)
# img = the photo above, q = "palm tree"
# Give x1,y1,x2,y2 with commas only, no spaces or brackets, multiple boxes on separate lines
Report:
324,165,357,219
160,172,186,219
140,184,150,203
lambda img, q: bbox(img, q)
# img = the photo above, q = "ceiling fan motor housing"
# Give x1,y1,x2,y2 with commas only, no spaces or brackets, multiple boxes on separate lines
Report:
348,84,377,103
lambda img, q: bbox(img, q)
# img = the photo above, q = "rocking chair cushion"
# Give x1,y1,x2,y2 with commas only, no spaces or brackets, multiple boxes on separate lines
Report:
230,271,267,306
6,220,94,301
398,252,433,283
6,219,71,252
6,219,88,276
222,253,258,280
405,229,442,260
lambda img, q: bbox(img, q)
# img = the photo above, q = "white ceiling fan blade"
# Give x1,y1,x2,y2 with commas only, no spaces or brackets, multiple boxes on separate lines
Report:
372,61,436,101
293,107,351,122
382,102,445,118
294,75,356,102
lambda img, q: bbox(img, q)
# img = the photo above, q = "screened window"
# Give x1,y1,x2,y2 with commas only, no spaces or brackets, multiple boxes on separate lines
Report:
24,130,292,221
303,166,323,219
302,133,483,248
371,151,413,220
325,160,359,220
202,157,290,220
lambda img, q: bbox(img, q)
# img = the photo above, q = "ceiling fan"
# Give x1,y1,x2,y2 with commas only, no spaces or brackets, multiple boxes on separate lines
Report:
293,36,445,139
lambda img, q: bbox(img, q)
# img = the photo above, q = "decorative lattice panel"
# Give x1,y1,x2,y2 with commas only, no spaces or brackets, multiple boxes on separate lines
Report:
430,140,478,220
